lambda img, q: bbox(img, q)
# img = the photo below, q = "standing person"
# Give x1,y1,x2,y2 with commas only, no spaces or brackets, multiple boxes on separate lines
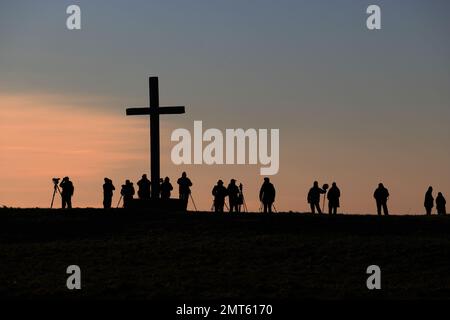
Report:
59,176,74,209
103,178,115,209
212,180,228,213
121,180,135,208
424,186,434,215
374,183,389,216
137,174,151,200
177,172,192,202
160,177,173,199
307,181,326,214
436,192,447,215
327,182,341,215
259,177,276,213
227,179,240,213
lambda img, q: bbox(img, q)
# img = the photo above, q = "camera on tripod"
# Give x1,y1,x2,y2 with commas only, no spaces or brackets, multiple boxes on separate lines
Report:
50,177,62,208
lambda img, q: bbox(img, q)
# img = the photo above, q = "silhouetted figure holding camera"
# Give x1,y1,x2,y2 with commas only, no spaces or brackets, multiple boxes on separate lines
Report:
160,177,173,199
259,177,276,213
103,178,115,209
436,192,447,215
424,186,434,215
137,174,151,200
121,180,135,208
374,183,389,216
212,180,228,212
327,182,341,215
59,177,74,209
307,181,326,214
227,179,240,213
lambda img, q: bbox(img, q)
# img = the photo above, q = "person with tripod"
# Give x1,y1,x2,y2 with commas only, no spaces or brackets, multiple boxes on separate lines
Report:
103,178,115,209
59,176,74,209
120,180,135,208
227,179,240,213
259,177,276,213
177,172,192,204
212,180,228,212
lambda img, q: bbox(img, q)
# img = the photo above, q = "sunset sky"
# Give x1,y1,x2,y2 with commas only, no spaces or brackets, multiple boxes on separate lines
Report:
1,0,449,213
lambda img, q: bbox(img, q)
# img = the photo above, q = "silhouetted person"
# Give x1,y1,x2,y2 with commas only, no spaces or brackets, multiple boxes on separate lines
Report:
259,177,276,213
327,182,341,215
121,180,135,208
103,178,115,209
374,183,389,216
160,177,173,199
307,181,326,214
177,172,192,202
436,192,446,215
59,176,74,209
212,180,228,212
424,186,434,215
137,174,151,199
227,179,240,212
237,183,244,212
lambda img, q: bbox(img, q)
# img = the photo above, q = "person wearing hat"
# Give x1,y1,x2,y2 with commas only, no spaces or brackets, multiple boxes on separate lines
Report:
212,180,228,212
227,179,240,213
103,178,115,209
259,177,276,213
59,176,74,209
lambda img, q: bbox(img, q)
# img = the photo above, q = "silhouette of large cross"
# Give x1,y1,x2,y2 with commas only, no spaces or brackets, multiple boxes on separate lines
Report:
126,77,185,199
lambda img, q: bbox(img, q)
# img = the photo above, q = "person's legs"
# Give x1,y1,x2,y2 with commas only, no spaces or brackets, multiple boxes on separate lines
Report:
383,202,389,215
310,203,315,214
426,207,432,215
376,202,381,215
67,197,72,209
268,202,273,213
333,206,337,215
62,196,67,209
263,203,268,213
316,203,322,214
328,203,333,215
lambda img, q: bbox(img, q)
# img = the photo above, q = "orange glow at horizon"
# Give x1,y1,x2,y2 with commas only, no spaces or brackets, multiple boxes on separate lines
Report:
1,93,449,214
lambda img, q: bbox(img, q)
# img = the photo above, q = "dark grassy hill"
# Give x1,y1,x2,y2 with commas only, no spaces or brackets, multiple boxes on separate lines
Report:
1,208,450,300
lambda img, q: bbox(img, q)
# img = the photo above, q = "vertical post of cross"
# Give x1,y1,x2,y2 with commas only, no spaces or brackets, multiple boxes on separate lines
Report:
149,77,160,199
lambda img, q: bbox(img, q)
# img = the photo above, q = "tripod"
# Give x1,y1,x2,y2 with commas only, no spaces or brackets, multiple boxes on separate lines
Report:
239,183,248,213
50,184,62,209
189,193,198,211
116,195,123,208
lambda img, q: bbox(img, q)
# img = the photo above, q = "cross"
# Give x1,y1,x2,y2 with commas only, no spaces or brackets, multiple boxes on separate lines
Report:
126,77,185,199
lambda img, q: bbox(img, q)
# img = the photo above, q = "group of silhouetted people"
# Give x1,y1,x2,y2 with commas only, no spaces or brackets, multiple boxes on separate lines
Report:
101,172,191,209
55,173,447,216
211,179,246,212
424,186,447,215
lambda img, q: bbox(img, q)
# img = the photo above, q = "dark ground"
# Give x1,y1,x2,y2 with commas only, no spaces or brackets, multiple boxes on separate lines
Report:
1,208,450,300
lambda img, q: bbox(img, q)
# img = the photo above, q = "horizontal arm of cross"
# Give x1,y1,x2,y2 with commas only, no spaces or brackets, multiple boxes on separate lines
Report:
126,106,185,116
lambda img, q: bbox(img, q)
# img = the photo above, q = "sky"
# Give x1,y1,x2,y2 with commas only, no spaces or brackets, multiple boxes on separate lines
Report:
1,0,449,213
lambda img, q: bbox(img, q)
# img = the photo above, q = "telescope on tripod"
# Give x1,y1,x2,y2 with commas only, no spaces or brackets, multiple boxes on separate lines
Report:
50,177,61,209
